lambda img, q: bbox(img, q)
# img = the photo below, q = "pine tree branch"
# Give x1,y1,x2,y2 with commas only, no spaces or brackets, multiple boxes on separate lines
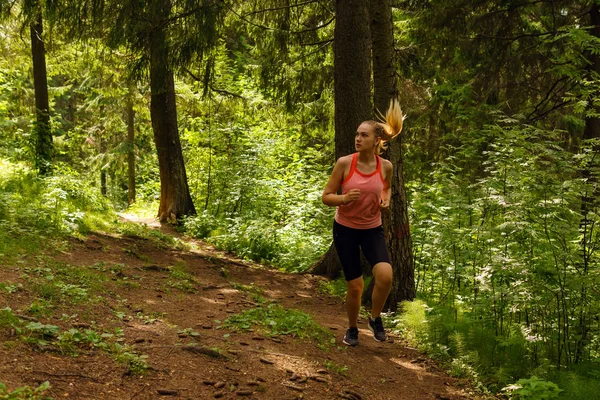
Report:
298,38,333,47
228,4,334,34
485,0,557,16
294,17,334,34
526,76,569,121
183,67,246,100
242,0,321,17
528,100,573,123
292,39,332,63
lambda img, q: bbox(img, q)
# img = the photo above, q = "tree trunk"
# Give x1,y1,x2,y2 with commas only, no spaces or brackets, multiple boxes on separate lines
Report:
30,14,52,176
576,1,600,363
333,0,372,159
370,0,397,115
361,0,415,311
127,87,136,205
149,0,196,222
583,3,600,142
100,136,107,196
308,0,372,277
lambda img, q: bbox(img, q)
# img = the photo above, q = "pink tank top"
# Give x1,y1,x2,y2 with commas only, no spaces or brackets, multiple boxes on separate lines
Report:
335,153,386,229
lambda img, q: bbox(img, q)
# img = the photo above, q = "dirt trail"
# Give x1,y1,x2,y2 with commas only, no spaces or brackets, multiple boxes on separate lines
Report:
0,216,482,400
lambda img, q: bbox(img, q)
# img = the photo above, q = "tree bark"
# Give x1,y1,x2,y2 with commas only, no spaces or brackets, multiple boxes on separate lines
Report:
127,87,136,205
333,0,372,159
361,0,415,311
575,1,600,363
370,0,397,116
308,0,372,277
30,14,52,176
583,3,600,142
149,0,196,222
100,136,107,196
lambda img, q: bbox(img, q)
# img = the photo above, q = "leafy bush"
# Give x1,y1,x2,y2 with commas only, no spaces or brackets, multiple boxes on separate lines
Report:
502,376,562,399
182,211,219,239
0,159,116,259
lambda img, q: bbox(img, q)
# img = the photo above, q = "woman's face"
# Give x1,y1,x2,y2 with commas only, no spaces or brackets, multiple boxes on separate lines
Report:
355,123,379,153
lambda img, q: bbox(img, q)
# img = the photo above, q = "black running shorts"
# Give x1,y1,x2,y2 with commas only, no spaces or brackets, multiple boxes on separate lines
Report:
333,220,391,281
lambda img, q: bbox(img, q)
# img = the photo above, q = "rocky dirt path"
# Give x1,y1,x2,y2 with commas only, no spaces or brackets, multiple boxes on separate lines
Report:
0,217,483,400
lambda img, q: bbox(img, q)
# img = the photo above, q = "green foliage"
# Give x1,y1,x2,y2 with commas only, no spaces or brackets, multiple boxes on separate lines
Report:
2,304,148,375
0,381,51,400
0,159,115,260
166,263,199,293
547,369,600,400
230,282,265,303
117,222,185,249
54,327,148,374
25,261,109,304
317,277,347,298
223,303,334,345
0,307,20,329
502,376,562,400
323,360,348,376
391,300,430,344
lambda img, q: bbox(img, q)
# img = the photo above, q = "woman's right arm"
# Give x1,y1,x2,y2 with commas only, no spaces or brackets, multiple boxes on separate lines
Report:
322,157,360,206
322,158,347,207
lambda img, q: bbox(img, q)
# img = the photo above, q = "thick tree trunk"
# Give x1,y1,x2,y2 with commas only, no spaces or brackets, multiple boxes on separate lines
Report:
127,88,136,205
583,4,600,142
361,0,415,311
374,139,415,310
370,0,397,115
308,0,372,277
149,0,196,222
576,1,600,363
30,14,52,176
333,0,372,159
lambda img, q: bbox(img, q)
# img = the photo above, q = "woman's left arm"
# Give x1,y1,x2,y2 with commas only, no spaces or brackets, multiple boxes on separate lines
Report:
381,160,393,209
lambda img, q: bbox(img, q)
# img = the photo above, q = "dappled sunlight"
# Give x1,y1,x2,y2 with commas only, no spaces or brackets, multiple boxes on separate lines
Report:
219,288,240,295
265,352,319,377
390,357,426,373
197,296,224,306
127,320,169,336
262,289,285,299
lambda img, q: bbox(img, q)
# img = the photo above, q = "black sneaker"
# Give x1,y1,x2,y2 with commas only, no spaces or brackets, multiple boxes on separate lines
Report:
343,327,359,347
368,316,387,342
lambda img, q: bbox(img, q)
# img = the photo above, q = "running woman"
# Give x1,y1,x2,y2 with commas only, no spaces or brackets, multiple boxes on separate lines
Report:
321,99,403,346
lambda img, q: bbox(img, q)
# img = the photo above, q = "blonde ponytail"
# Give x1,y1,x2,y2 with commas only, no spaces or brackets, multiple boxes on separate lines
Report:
365,98,404,155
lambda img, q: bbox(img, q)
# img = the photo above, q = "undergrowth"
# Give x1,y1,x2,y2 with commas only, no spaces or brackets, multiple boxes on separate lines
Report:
222,303,335,347
388,300,600,399
0,307,148,375
0,381,51,400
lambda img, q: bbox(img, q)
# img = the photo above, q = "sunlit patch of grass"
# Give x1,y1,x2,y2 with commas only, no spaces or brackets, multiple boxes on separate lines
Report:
117,221,188,250
26,300,55,318
230,282,265,302
77,211,118,234
166,262,198,293
125,200,160,219
25,261,109,304
223,303,335,346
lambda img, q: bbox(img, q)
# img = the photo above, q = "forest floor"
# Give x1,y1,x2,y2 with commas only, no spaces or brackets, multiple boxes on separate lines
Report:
0,216,486,400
